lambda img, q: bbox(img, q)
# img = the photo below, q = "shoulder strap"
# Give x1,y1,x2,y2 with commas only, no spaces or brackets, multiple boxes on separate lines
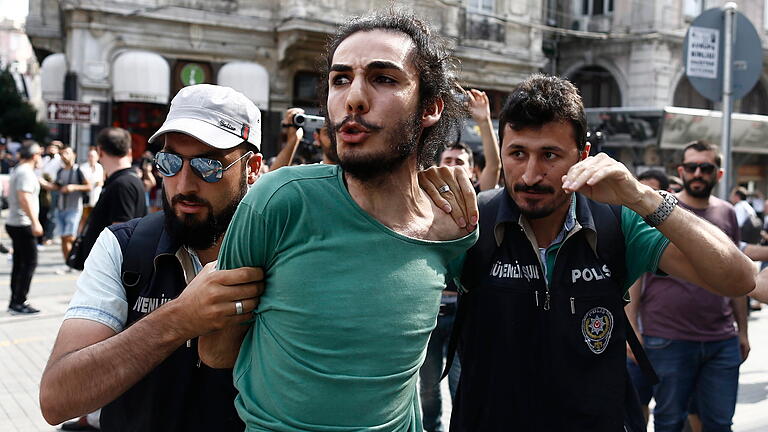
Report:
624,311,659,385
120,212,166,308
607,204,659,385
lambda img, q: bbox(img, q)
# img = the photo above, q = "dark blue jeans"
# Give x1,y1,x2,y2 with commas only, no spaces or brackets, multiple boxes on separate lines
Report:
419,311,460,432
644,335,741,432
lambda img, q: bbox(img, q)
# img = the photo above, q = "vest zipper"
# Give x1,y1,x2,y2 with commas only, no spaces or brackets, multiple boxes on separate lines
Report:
552,223,583,313
535,290,540,307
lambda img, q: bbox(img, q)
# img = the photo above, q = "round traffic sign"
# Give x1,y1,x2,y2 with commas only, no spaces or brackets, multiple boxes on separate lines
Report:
683,7,763,102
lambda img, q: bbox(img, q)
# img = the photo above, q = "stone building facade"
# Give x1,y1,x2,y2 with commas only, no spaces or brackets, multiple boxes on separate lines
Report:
26,0,546,158
546,0,768,191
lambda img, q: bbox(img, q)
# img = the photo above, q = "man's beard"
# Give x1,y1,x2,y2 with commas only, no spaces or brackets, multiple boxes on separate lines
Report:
330,113,420,182
683,175,717,198
162,171,247,250
512,182,569,219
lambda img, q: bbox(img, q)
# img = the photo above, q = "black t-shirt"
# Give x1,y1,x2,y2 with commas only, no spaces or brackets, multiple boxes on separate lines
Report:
81,168,148,260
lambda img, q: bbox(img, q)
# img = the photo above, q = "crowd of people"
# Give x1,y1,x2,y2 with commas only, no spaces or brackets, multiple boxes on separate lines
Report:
2,8,768,432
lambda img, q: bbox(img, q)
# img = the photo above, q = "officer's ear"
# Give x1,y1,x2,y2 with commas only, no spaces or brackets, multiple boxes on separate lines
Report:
580,143,591,161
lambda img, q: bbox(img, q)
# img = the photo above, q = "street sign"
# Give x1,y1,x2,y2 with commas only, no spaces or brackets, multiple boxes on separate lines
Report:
46,100,100,125
683,7,763,102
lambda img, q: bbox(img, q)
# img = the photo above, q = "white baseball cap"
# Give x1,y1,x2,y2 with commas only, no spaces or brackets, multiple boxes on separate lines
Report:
149,84,261,151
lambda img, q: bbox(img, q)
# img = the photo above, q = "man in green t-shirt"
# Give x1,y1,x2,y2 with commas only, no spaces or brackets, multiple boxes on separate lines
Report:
199,11,477,432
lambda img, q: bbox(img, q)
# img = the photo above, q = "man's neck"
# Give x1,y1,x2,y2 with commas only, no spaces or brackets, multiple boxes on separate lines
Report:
103,156,133,177
525,199,571,249
344,158,430,234
677,190,711,209
194,242,222,266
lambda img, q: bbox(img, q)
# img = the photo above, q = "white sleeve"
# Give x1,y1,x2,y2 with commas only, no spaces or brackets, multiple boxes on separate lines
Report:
64,229,128,332
734,203,748,227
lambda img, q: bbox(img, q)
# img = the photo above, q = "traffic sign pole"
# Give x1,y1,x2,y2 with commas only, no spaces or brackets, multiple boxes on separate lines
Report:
720,2,736,200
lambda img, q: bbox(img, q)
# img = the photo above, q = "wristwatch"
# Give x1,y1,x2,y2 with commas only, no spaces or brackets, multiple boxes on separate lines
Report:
643,190,678,227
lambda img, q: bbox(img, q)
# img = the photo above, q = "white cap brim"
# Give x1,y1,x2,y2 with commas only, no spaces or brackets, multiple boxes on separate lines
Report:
148,117,245,150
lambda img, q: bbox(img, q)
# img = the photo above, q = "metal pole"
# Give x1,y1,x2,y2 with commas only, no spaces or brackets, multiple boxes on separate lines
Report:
719,2,737,200
69,123,77,152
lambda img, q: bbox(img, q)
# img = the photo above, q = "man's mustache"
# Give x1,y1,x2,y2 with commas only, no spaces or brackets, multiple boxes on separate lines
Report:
331,115,383,132
514,183,555,194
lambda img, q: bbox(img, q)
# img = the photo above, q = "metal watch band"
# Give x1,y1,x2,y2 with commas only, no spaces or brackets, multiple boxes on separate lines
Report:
644,190,678,227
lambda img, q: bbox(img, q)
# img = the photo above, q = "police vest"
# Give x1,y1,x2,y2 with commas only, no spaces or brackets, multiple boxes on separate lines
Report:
451,189,635,432
100,212,243,432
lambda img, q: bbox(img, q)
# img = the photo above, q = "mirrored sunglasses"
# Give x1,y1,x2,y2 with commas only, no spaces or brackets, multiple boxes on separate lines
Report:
154,151,253,183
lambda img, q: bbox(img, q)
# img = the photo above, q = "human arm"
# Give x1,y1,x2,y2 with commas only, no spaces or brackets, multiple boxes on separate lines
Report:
731,296,750,362
17,188,43,236
141,164,156,192
563,153,755,297
39,232,263,424
60,168,91,194
270,108,305,171
752,267,768,303
466,89,500,191
742,243,768,261
418,165,479,233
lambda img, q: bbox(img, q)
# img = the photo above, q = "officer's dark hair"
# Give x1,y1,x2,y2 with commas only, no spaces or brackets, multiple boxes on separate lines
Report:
318,9,463,169
96,127,132,157
19,141,41,160
637,169,670,191
441,141,474,168
682,140,722,167
498,73,587,152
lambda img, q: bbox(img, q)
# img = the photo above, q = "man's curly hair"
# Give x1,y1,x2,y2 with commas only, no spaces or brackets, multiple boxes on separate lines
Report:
499,74,587,152
318,10,464,169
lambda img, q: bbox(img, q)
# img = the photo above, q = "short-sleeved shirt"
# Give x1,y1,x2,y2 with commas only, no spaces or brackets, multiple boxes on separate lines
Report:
65,228,203,332
80,162,105,206
538,196,668,291
218,164,477,432
7,163,40,226
55,165,86,212
640,197,739,342
79,168,147,264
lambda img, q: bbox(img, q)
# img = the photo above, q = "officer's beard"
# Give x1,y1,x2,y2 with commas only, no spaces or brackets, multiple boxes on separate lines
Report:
162,169,248,251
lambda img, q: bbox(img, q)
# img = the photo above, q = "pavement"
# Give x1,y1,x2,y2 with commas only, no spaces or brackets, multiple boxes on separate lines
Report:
0,242,767,431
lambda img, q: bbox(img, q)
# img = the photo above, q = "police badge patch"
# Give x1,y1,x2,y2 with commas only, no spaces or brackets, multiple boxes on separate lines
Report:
581,307,613,354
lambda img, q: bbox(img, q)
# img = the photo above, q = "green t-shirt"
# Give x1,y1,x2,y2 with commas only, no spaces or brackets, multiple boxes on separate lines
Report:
543,205,669,291
218,164,477,432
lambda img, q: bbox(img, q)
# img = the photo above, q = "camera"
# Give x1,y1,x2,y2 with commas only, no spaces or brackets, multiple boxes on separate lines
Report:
293,114,326,130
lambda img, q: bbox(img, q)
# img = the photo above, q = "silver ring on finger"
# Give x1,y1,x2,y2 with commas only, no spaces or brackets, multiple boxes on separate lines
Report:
438,184,451,194
235,300,244,315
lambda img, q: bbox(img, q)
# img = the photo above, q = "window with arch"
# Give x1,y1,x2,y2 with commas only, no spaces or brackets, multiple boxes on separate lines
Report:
570,65,621,108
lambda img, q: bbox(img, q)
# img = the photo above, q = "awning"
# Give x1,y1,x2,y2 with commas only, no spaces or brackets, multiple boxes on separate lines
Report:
40,53,66,101
113,51,170,104
217,62,269,110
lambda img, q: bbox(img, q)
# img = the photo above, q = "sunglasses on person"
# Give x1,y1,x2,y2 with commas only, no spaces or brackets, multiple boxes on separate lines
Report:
154,151,253,183
680,162,717,174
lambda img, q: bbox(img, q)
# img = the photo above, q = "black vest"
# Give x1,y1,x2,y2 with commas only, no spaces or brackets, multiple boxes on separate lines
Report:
451,189,632,432
100,212,243,432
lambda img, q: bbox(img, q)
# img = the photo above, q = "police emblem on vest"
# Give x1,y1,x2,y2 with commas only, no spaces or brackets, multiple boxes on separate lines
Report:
581,306,613,354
